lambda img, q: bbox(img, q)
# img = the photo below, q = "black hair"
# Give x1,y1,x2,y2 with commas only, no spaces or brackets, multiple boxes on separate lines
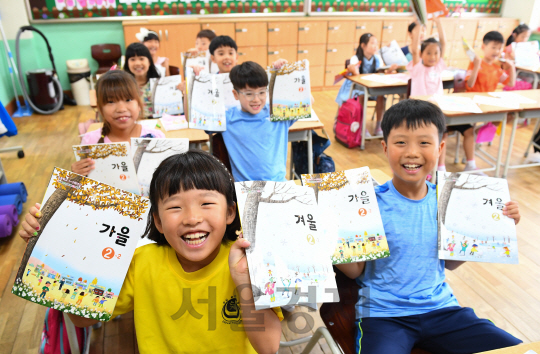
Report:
65,289,70,294
229,61,269,91
209,35,238,55
142,29,160,42
143,149,241,246
124,43,161,80
506,24,530,46
420,37,442,54
381,99,446,143
408,22,417,33
355,33,375,74
483,31,504,45
197,29,217,41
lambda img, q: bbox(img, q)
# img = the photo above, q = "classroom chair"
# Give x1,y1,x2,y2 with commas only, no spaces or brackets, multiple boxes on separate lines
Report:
169,65,180,76
319,266,432,354
210,133,232,174
91,44,122,75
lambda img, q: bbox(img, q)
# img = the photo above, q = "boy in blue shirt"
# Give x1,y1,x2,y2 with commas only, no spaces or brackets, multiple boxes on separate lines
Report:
219,61,295,182
336,99,523,354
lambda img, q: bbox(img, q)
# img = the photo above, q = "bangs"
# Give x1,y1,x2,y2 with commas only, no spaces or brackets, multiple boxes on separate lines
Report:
125,43,153,61
96,71,140,106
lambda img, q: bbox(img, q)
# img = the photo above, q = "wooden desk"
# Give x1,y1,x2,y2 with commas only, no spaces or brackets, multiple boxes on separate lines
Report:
346,73,454,150
516,65,540,89
476,341,540,353
288,119,325,176
371,169,391,185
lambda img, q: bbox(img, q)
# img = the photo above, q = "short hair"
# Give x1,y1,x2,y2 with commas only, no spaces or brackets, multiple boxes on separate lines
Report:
143,150,241,246
124,43,161,80
420,37,442,54
381,99,446,143
142,29,160,42
408,22,416,33
209,35,238,55
197,29,217,41
229,61,269,91
483,31,504,45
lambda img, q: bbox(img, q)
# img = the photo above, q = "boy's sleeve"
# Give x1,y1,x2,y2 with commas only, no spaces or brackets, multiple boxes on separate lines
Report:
111,255,136,319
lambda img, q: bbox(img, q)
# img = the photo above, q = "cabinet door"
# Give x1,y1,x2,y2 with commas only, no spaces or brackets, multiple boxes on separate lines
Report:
449,40,468,60
326,44,355,66
325,64,345,87
235,23,268,47
432,18,456,41
498,19,519,40
381,20,409,46
297,44,326,66
123,25,141,48
454,20,478,41
237,46,267,67
327,21,355,44
268,45,297,65
449,59,470,70
165,24,202,67
355,20,382,46
310,65,325,88
476,20,499,41
268,21,298,46
201,23,236,39
298,21,327,45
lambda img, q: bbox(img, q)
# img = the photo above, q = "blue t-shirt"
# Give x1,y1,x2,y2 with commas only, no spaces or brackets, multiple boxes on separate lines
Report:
221,105,295,182
355,180,459,319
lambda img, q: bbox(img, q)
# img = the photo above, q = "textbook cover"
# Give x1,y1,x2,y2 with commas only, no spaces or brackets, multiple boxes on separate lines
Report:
12,168,150,321
130,138,189,197
380,40,409,66
302,167,389,265
267,59,312,122
185,69,227,132
152,75,183,118
462,37,476,62
235,181,338,310
73,143,140,195
437,172,518,264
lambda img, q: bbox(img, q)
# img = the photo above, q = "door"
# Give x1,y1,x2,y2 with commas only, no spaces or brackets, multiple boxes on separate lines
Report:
327,21,355,44
268,21,298,46
268,45,297,65
297,44,326,66
298,21,327,45
235,23,268,47
237,46,268,67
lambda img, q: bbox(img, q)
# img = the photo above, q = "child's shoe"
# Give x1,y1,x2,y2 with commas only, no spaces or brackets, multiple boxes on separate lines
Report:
374,127,383,137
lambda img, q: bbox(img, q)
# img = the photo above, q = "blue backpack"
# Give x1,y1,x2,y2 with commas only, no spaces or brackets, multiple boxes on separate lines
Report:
291,130,335,175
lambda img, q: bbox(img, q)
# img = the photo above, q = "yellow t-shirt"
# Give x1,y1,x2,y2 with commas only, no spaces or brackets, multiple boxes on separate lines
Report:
113,242,283,353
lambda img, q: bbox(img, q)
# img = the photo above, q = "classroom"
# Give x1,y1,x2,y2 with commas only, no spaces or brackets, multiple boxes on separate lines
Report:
1,0,540,353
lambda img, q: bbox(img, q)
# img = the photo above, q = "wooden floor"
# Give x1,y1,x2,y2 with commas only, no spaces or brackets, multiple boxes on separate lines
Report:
0,91,539,354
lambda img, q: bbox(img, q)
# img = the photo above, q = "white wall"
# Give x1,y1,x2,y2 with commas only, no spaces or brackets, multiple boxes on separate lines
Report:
0,0,33,40
501,0,540,32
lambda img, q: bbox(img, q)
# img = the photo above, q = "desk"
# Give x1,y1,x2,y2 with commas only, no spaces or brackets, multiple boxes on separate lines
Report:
411,92,522,177
516,65,540,89
288,119,325,176
346,73,454,150
501,89,540,178
476,341,540,353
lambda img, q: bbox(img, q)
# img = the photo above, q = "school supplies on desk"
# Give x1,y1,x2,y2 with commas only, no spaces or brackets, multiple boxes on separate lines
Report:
268,59,312,121
432,94,483,113
152,75,183,118
185,69,227,132
235,181,338,310
73,143,140,195
12,168,150,321
380,40,409,66
361,74,409,85
160,114,189,131
473,95,520,109
301,167,389,264
489,91,537,104
437,172,518,264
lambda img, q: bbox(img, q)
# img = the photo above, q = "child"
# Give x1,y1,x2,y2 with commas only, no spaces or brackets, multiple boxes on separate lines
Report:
504,23,531,60
336,99,522,354
72,70,165,176
136,28,170,77
401,21,427,62
20,150,282,353
209,35,238,74
216,61,294,182
335,33,396,137
188,29,217,55
124,43,162,118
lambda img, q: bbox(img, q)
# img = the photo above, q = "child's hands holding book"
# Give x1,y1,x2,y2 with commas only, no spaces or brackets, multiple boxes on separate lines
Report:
18,203,41,243
228,232,251,285
71,158,95,176
503,201,520,225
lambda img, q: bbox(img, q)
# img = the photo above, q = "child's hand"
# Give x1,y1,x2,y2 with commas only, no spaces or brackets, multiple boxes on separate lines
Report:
502,59,515,70
71,158,94,176
19,203,42,243
228,232,251,285
473,55,482,67
347,63,360,75
187,48,199,55
385,64,399,74
177,81,186,93
188,65,206,76
272,59,288,70
503,201,520,225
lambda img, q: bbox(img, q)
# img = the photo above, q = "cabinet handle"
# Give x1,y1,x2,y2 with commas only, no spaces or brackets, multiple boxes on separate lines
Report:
165,30,168,41
327,49,337,52
238,52,246,56
236,28,248,33
383,25,393,29
268,51,279,55
328,26,340,30
159,30,163,40
356,25,366,30
298,50,308,54
299,27,310,31
268,28,280,32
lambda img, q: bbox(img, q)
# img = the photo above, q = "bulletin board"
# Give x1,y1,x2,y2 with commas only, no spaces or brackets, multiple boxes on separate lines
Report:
26,0,502,22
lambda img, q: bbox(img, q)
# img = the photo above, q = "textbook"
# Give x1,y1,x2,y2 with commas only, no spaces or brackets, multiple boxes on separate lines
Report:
185,69,227,131
462,37,476,62
437,172,518,264
301,167,389,264
181,50,218,76
12,168,150,321
152,75,183,118
131,138,189,197
235,181,339,310
267,59,312,121
380,40,409,66
72,142,140,195
409,0,448,25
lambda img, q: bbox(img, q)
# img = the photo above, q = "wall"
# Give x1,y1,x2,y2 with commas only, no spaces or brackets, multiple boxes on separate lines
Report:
0,0,125,106
501,0,540,32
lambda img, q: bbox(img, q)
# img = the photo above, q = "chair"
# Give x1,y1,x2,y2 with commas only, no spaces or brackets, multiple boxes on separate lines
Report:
319,266,432,354
210,133,232,174
450,70,469,165
169,65,180,76
91,44,122,75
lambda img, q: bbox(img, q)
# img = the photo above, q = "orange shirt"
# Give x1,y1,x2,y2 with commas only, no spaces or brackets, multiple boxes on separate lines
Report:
465,60,510,92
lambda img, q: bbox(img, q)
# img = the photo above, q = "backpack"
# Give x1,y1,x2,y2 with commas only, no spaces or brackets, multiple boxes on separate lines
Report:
291,130,335,175
39,308,90,354
334,95,363,148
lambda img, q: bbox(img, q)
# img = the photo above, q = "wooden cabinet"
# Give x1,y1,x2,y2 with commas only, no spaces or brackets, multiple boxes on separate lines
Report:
381,20,408,46
237,46,267,67
235,23,267,47
453,20,478,41
298,44,326,66
298,21,327,45
326,43,355,66
498,19,519,40
268,21,298,46
268,45,297,65
449,40,468,61
325,64,344,87
432,18,456,41
355,20,382,46
164,24,202,67
476,20,499,40
327,21,355,44
310,65,325,87
201,22,235,39
123,25,142,47
449,59,470,70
